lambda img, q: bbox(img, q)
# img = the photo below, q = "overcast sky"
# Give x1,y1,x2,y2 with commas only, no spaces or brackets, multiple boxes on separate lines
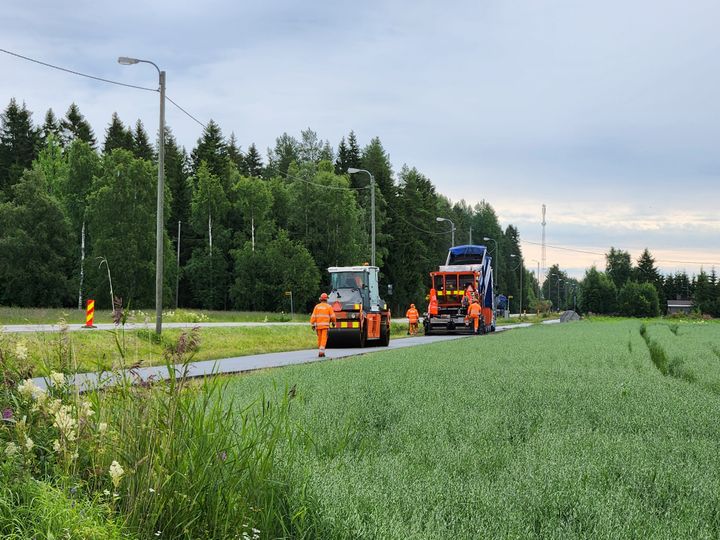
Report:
3,0,719,278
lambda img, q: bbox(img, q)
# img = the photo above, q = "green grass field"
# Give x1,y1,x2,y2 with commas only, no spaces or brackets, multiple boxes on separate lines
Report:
225,319,720,538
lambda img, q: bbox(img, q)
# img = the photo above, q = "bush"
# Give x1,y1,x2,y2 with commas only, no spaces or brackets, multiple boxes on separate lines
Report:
618,281,660,317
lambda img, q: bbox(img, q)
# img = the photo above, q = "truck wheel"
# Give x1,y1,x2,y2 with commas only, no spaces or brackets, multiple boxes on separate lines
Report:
424,319,432,336
380,322,390,347
358,325,367,348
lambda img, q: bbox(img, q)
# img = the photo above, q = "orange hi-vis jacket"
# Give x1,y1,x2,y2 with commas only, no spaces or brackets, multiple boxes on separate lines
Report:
406,308,419,323
467,302,482,319
311,302,337,330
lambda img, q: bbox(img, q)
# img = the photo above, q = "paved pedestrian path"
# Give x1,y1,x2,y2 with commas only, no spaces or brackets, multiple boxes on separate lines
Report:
30,320,559,391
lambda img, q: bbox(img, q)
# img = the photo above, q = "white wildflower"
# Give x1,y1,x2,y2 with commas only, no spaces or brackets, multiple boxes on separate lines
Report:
98,422,108,433
149,487,156,493
53,405,77,437
24,437,34,452
4,442,18,457
109,460,125,488
14,342,28,361
52,440,61,452
17,379,46,401
79,400,94,418
49,372,65,386
103,489,111,496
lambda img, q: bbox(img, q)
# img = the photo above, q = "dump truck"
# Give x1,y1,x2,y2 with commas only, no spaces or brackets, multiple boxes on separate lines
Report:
325,265,391,348
423,245,495,335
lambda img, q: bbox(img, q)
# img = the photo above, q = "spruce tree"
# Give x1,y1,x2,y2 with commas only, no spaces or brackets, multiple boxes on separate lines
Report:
335,136,349,174
245,143,263,178
103,113,134,154
132,120,153,161
61,103,96,148
347,130,361,169
191,120,228,179
0,98,40,196
267,133,299,178
40,108,63,147
227,132,246,174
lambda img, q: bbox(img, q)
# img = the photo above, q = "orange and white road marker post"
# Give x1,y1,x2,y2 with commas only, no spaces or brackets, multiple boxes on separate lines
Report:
84,299,97,329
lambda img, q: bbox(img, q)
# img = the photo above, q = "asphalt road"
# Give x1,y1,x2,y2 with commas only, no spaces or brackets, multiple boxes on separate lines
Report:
30,322,546,391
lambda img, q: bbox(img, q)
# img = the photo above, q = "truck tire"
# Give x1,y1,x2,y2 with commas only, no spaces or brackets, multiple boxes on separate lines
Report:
358,324,367,348
380,321,390,347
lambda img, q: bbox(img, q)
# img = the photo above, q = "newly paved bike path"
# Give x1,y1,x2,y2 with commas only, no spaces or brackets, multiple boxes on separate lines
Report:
31,323,537,391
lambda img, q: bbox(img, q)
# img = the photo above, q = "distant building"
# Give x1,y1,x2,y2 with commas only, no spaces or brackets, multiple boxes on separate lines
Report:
667,299,693,315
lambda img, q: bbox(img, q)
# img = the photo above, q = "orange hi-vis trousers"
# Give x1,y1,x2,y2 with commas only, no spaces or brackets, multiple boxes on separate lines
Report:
469,316,479,333
408,322,418,335
317,328,328,352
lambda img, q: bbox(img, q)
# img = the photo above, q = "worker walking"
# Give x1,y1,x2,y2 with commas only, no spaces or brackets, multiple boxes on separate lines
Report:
466,298,482,335
406,304,419,335
310,292,337,357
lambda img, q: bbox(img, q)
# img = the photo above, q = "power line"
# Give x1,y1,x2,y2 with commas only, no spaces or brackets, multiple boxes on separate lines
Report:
521,239,720,267
1,47,207,132
278,168,371,191
0,47,157,92
166,95,206,129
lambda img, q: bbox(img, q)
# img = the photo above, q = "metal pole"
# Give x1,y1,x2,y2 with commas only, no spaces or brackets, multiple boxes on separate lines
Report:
451,223,455,247
155,70,166,335
370,172,375,266
78,218,85,309
469,226,472,244
290,291,294,320
557,280,561,311
519,258,523,316
175,220,181,309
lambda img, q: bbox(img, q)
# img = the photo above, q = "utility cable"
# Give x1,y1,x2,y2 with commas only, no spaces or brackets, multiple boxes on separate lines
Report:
1,47,208,131
0,47,157,92
521,239,720,267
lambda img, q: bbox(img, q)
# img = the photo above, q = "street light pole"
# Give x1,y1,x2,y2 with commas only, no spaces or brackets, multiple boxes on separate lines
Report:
557,279,563,311
531,259,540,298
483,237,499,292
347,168,375,266
119,56,166,335
436,217,455,247
511,254,523,316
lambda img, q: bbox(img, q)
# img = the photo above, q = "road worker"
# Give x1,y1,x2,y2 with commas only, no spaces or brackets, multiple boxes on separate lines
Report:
310,292,337,357
466,297,482,335
405,304,419,335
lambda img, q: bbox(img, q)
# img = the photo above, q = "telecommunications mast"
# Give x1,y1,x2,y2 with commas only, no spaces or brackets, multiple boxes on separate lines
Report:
541,204,547,289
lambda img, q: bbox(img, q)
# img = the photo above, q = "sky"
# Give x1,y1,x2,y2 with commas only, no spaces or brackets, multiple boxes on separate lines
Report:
2,0,719,279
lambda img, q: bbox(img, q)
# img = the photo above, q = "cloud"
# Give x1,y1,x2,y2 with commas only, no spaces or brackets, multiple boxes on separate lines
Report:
2,0,719,281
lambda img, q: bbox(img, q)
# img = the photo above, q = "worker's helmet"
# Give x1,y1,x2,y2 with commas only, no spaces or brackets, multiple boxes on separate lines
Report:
410,304,415,308
319,292,328,301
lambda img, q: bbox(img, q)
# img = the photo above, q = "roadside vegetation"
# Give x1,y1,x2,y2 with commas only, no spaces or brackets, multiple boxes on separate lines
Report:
0,307,304,325
3,318,720,538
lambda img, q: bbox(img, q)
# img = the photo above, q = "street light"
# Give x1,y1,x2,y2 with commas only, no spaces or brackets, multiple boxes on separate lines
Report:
549,273,558,309
347,168,376,266
435,217,455,247
483,237,499,292
119,56,166,335
510,254,523,316
557,279,563,311
531,259,540,298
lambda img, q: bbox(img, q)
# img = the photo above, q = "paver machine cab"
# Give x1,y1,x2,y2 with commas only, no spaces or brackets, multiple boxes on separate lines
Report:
424,245,496,335
325,265,391,348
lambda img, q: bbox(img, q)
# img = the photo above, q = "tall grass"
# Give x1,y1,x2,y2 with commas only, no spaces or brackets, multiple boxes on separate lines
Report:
0,313,314,539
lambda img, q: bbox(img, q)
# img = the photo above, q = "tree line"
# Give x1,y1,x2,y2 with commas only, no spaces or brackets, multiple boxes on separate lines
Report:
0,98,539,314
559,248,719,318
